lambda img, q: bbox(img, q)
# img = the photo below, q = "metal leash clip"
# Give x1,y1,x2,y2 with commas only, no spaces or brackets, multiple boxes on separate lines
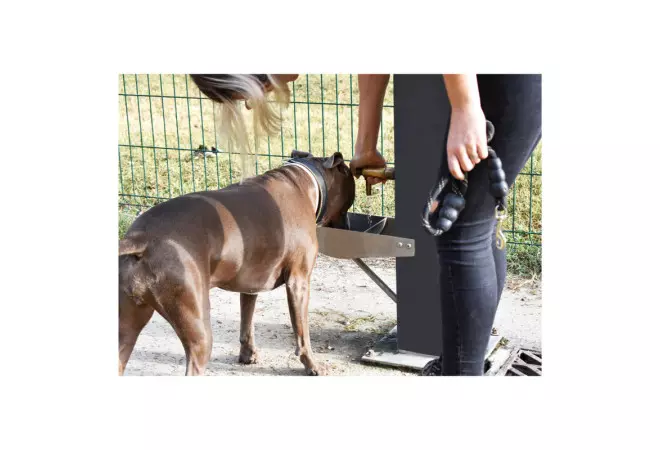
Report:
494,205,507,250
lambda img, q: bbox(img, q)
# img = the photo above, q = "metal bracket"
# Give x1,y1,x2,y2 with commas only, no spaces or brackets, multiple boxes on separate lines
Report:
317,213,415,259
317,213,413,302
317,226,414,259
352,258,397,303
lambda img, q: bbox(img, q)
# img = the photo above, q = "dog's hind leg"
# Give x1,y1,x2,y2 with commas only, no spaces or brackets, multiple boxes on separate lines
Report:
160,289,213,376
286,274,327,376
118,295,155,375
238,293,259,364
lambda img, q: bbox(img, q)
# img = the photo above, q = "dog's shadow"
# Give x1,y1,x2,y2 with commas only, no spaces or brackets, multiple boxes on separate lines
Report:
131,349,303,376
130,318,383,376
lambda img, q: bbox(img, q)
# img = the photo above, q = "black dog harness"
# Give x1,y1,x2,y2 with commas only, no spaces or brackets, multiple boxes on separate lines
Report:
421,120,509,249
283,157,328,225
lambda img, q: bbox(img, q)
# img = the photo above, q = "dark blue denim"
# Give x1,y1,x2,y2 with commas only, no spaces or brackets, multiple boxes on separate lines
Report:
433,74,542,375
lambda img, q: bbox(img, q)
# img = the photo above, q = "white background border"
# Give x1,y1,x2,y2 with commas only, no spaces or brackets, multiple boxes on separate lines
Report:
2,1,659,448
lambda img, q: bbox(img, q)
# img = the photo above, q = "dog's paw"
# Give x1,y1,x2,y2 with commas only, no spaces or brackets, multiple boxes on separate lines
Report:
305,362,329,376
238,348,259,365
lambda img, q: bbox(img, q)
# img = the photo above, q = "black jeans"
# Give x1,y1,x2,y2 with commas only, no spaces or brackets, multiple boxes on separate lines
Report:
434,74,542,375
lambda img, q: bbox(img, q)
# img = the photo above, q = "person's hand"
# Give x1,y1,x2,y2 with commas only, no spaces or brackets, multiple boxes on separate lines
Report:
349,147,387,185
446,103,488,180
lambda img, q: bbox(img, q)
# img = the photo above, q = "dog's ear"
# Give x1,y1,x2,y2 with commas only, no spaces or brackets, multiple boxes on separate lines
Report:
291,149,312,159
323,152,344,169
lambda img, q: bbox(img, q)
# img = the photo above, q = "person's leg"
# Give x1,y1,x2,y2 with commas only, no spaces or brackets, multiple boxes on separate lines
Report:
480,75,542,306
430,74,542,376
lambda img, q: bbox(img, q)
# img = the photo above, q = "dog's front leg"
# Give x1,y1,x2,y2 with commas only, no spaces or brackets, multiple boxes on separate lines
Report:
285,274,326,376
238,293,259,364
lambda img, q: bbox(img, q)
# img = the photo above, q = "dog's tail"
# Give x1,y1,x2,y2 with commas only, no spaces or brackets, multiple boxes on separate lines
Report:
119,234,154,304
119,234,148,257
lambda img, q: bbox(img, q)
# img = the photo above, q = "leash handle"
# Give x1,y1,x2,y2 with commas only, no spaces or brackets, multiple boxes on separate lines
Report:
421,120,509,247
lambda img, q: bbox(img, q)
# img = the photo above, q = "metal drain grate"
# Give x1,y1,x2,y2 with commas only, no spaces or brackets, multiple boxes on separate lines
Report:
505,349,542,376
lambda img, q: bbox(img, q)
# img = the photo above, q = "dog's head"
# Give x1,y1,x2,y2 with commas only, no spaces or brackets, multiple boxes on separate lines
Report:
290,150,355,228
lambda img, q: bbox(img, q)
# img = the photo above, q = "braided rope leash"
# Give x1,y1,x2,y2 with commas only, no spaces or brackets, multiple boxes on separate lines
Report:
421,120,509,249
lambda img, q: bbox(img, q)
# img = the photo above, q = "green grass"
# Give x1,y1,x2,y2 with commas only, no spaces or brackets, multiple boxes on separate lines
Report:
506,243,542,278
119,210,136,239
118,74,542,276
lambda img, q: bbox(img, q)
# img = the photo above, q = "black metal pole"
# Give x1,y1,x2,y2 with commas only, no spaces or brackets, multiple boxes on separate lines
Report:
393,74,451,356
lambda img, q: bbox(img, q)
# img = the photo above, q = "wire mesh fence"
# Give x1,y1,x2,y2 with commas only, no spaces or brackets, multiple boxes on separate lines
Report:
118,74,541,247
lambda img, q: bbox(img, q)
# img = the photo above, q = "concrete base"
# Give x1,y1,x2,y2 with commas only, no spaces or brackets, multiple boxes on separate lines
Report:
361,326,508,374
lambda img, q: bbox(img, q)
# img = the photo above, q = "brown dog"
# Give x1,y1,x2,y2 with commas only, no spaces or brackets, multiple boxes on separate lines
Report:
118,150,355,376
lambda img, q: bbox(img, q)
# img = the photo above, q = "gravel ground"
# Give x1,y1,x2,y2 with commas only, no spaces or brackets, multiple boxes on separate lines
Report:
123,255,541,376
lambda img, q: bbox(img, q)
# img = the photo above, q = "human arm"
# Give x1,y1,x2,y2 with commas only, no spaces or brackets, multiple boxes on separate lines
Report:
349,74,390,185
442,74,488,180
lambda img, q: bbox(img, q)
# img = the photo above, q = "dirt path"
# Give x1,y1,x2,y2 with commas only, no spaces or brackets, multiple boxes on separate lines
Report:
123,255,541,376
